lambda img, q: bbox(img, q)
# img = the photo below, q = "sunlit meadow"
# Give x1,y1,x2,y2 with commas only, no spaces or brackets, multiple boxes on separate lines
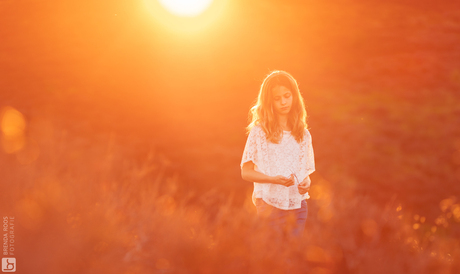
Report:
1,97,459,273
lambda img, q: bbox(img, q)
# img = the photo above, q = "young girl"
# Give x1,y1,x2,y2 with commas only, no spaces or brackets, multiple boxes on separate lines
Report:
240,70,315,239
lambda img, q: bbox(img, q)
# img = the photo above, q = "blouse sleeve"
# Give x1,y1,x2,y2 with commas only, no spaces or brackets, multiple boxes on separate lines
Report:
305,129,315,176
300,129,315,200
240,126,264,170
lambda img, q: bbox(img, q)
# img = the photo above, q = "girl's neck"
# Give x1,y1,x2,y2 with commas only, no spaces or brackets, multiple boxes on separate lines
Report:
277,115,290,131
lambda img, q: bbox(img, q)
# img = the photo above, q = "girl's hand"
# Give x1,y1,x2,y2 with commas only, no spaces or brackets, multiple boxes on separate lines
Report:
298,176,311,195
271,174,295,187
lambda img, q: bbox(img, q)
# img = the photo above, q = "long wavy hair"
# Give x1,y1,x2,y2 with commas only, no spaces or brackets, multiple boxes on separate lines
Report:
246,70,308,144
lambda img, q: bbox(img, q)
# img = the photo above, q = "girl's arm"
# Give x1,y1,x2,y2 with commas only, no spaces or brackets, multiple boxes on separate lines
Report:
241,161,295,187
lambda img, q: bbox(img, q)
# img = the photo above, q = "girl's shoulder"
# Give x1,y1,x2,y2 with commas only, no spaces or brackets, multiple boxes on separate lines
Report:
252,124,263,132
302,128,312,141
248,124,266,139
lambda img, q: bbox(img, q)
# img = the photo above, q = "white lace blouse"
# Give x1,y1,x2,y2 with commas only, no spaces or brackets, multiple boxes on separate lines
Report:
240,125,315,210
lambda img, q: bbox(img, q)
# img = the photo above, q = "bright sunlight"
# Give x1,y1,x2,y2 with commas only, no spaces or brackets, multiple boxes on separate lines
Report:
158,0,214,17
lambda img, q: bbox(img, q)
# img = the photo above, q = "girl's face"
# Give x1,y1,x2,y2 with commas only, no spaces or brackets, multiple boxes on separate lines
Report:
271,85,293,116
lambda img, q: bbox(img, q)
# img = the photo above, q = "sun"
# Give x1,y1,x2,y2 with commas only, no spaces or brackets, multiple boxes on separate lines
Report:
144,0,227,33
158,0,214,17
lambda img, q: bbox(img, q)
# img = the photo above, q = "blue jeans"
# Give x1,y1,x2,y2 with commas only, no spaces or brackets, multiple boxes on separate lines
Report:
255,198,308,239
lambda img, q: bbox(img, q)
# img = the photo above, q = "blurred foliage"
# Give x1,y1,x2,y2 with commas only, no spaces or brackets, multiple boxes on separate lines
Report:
0,121,459,273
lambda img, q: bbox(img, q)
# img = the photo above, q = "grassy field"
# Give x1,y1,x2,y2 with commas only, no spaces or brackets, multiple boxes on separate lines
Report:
1,91,459,273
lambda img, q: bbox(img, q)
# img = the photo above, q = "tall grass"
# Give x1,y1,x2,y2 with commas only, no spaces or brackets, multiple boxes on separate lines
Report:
1,115,459,274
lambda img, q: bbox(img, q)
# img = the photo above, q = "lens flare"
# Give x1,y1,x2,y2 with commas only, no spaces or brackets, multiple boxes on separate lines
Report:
1,106,27,153
1,107,26,137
